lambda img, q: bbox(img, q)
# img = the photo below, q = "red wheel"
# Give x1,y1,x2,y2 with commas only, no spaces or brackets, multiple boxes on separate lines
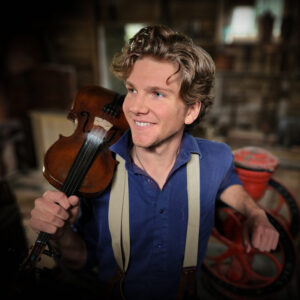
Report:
202,207,296,298
257,178,300,238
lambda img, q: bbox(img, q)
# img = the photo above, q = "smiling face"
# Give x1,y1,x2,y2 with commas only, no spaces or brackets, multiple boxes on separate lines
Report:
123,56,199,151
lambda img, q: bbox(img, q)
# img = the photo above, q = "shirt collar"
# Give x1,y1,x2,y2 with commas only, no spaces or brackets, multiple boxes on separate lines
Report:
179,131,202,158
109,129,203,168
109,129,133,161
172,131,202,173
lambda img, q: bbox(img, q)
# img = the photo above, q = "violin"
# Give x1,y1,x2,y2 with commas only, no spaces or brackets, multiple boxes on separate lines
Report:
20,85,128,271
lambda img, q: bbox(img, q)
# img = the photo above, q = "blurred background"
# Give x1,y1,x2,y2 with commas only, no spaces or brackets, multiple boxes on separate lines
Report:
0,0,299,299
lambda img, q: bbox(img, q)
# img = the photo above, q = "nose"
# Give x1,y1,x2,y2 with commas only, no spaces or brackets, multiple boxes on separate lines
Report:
128,93,149,115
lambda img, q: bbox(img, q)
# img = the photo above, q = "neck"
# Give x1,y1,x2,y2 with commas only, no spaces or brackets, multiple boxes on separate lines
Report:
132,141,181,189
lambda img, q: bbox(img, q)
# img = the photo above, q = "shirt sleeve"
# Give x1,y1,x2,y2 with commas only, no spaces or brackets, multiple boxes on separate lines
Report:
72,198,98,269
217,159,243,198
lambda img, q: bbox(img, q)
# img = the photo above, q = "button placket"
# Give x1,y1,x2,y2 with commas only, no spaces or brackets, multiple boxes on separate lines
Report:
150,190,169,272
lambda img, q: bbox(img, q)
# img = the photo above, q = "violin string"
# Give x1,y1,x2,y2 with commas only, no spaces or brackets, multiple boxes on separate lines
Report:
24,129,109,267
63,133,100,196
63,135,95,196
77,132,106,183
29,143,95,262
28,137,96,261
29,129,107,263
68,132,101,193
63,129,106,197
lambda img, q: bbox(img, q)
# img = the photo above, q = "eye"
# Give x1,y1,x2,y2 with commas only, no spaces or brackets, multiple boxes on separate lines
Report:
153,91,164,98
126,87,136,94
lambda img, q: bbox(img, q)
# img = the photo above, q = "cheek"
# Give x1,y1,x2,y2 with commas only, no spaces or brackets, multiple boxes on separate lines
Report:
172,104,188,121
122,96,130,116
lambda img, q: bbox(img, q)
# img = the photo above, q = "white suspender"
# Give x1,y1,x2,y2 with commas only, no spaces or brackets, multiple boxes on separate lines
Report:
108,153,200,274
184,153,200,268
108,154,130,272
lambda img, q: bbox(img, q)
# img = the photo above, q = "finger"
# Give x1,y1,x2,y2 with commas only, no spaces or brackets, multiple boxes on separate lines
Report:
242,224,251,253
29,218,58,235
35,197,69,220
68,206,80,224
31,208,66,228
67,196,80,223
69,204,80,216
43,190,71,210
251,227,263,251
266,230,276,251
270,230,280,250
261,228,279,252
260,235,270,252
69,195,80,207
262,229,277,252
273,231,280,249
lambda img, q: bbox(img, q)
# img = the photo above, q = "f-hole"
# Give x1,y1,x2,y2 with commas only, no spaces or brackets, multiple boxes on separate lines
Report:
80,111,90,132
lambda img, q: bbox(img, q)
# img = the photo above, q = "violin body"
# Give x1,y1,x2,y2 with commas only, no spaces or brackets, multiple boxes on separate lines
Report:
43,85,128,197
18,85,128,279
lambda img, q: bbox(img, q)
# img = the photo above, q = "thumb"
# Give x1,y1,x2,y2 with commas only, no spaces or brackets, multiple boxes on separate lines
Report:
242,223,252,253
69,195,80,207
68,195,80,224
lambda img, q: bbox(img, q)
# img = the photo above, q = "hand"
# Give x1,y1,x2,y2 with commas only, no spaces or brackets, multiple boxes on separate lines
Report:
242,208,279,253
30,190,80,239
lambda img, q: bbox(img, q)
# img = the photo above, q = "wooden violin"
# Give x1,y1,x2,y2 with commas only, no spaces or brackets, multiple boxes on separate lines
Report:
20,85,128,271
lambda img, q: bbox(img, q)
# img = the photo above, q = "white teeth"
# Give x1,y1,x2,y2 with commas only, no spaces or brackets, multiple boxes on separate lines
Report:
135,121,150,127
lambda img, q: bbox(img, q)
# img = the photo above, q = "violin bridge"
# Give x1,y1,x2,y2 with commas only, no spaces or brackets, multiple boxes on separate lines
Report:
94,117,113,132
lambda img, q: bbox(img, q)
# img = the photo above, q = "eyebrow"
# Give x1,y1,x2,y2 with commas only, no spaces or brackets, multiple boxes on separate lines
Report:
125,80,175,94
125,81,134,88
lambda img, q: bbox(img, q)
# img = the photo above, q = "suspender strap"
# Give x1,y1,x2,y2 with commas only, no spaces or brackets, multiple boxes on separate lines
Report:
105,266,126,300
107,155,130,299
184,153,201,268
175,267,197,300
108,153,200,300
108,154,130,272
175,153,200,299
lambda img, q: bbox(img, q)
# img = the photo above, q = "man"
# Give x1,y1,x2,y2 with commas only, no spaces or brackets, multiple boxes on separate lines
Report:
29,25,279,300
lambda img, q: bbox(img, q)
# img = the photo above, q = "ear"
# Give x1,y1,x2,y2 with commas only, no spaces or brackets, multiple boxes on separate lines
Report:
184,102,201,125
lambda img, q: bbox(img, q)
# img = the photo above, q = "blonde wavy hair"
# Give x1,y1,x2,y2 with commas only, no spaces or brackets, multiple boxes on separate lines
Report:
110,25,215,128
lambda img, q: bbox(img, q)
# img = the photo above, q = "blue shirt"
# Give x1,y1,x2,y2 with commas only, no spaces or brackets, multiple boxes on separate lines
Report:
74,130,242,300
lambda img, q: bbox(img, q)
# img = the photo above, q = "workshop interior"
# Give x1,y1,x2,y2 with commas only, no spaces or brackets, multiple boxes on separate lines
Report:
0,0,299,299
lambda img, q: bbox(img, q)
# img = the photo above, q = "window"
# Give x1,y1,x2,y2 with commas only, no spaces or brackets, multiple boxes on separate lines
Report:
256,0,283,40
224,6,257,43
223,0,283,44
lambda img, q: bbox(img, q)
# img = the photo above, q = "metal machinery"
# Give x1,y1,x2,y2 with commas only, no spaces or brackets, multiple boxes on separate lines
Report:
202,147,299,299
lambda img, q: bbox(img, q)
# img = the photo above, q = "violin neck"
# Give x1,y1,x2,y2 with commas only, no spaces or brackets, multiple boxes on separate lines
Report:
21,130,107,271
60,131,106,197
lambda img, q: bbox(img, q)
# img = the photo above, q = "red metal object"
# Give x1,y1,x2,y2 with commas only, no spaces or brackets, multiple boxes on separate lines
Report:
202,207,296,298
233,147,299,237
201,146,298,298
206,208,282,286
233,147,280,201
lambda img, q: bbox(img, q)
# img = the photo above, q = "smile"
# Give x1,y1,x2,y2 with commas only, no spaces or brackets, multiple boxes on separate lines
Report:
135,121,151,127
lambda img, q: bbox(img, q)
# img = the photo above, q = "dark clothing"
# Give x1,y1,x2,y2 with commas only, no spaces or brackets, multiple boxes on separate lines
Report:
73,130,242,300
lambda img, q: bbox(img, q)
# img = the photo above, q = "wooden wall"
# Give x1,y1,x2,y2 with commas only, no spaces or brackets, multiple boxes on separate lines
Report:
0,0,299,171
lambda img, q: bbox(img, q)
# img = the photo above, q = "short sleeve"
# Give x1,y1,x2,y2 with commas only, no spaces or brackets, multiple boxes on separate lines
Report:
217,159,243,198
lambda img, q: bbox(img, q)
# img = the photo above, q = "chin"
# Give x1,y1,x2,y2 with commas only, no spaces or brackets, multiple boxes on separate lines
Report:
132,140,152,148
131,132,153,146
132,137,154,148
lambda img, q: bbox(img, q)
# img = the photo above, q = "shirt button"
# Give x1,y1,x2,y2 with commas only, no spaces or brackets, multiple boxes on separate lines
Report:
159,209,164,214
156,244,162,248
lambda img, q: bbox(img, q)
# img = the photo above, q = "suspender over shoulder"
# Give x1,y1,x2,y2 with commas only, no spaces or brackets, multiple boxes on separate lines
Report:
107,153,200,300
